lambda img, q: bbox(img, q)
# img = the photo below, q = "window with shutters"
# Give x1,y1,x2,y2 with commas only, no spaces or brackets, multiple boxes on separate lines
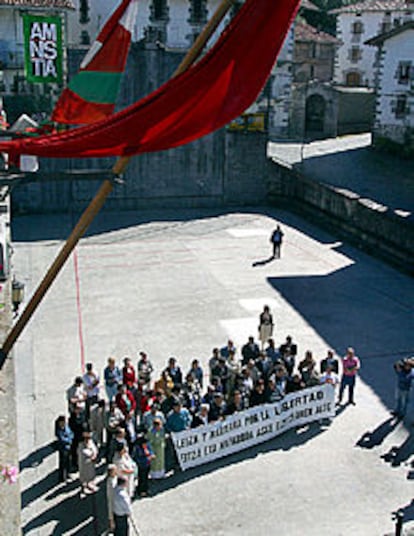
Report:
397,62,412,85
189,0,207,24
349,47,361,63
351,21,363,34
151,0,168,21
395,95,408,118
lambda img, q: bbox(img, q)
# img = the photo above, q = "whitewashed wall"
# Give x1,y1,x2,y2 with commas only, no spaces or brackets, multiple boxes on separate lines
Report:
376,29,414,127
0,9,24,92
334,9,412,87
66,0,226,48
269,25,294,138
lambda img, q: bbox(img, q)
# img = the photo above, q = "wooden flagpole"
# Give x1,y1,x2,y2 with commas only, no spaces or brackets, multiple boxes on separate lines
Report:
0,0,234,365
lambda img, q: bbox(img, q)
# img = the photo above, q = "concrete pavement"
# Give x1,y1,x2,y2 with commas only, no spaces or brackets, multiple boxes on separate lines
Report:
11,206,414,535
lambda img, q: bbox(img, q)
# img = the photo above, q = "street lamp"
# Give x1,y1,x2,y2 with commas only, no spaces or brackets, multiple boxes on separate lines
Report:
11,276,24,317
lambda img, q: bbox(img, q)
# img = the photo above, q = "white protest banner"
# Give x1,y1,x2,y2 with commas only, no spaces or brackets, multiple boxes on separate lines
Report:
171,384,335,471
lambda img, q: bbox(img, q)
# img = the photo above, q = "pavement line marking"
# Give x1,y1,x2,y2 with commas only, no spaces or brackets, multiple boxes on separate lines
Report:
73,249,86,373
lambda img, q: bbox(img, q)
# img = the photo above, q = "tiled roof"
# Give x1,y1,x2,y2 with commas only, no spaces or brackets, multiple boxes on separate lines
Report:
300,0,321,11
330,0,413,14
0,0,75,8
365,20,414,43
295,21,340,43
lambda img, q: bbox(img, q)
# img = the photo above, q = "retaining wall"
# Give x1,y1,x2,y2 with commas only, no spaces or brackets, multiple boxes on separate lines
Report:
267,157,414,275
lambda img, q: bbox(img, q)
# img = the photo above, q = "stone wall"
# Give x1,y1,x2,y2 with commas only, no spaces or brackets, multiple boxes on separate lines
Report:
11,129,268,214
11,45,269,215
0,194,20,534
267,157,414,274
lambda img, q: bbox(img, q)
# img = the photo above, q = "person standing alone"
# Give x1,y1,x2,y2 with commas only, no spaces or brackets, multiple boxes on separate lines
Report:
258,305,274,349
270,224,284,259
338,347,360,406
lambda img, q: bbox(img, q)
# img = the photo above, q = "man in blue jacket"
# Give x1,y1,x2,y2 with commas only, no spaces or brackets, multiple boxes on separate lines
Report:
393,358,414,419
55,415,74,483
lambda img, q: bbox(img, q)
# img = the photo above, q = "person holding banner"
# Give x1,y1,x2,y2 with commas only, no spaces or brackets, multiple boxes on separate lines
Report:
166,401,192,432
147,418,166,479
208,392,227,422
273,365,288,401
226,391,246,415
320,365,339,388
191,403,210,427
319,365,339,423
249,379,267,407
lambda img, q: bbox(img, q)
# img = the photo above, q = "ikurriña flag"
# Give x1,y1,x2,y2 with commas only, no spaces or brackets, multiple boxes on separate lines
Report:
51,0,139,125
0,0,300,160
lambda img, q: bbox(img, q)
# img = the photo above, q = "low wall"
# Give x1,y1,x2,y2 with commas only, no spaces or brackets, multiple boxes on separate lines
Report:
0,251,21,534
11,131,269,214
267,157,414,275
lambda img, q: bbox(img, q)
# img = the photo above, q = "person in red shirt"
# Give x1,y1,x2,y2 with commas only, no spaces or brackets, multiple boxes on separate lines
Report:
115,384,136,417
338,347,361,405
122,357,136,390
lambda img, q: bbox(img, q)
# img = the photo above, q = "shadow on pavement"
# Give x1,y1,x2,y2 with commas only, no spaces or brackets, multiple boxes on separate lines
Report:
381,431,414,468
267,259,414,413
391,499,414,529
252,255,275,267
355,417,400,449
22,486,106,536
149,421,325,498
11,206,344,245
12,207,236,242
21,422,326,533
21,470,60,509
20,441,56,470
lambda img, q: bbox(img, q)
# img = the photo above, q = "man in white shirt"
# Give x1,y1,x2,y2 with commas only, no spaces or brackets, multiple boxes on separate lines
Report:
106,464,117,532
83,362,100,417
113,476,132,535
66,377,87,414
319,365,339,388
319,365,339,423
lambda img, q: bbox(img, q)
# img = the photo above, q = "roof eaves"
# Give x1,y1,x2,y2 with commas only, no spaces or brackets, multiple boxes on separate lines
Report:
365,20,414,45
0,0,75,9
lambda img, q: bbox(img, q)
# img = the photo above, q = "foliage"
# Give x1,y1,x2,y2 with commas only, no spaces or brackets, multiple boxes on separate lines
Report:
374,136,414,159
300,0,344,36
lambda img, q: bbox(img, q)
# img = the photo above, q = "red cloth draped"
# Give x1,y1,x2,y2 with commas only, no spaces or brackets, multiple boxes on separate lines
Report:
0,0,299,160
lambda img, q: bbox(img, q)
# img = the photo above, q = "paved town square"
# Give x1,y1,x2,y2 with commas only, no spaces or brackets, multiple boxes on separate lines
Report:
11,207,414,536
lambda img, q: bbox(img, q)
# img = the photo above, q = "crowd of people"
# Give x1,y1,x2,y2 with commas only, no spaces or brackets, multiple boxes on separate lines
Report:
55,306,363,534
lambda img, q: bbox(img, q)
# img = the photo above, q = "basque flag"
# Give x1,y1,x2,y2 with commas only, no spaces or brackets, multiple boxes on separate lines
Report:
52,0,139,125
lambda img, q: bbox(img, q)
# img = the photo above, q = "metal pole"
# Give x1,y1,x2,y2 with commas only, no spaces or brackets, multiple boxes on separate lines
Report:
394,510,404,536
130,515,141,536
0,178,114,364
0,0,235,366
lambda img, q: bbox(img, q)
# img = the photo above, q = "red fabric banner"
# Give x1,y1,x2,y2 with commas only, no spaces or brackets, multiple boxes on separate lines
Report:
0,0,300,161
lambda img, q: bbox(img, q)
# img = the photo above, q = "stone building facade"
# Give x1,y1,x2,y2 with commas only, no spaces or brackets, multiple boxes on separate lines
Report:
293,21,339,83
330,0,414,88
367,21,414,155
0,0,74,119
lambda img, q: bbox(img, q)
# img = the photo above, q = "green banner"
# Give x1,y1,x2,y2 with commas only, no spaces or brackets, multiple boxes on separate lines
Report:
23,14,63,84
